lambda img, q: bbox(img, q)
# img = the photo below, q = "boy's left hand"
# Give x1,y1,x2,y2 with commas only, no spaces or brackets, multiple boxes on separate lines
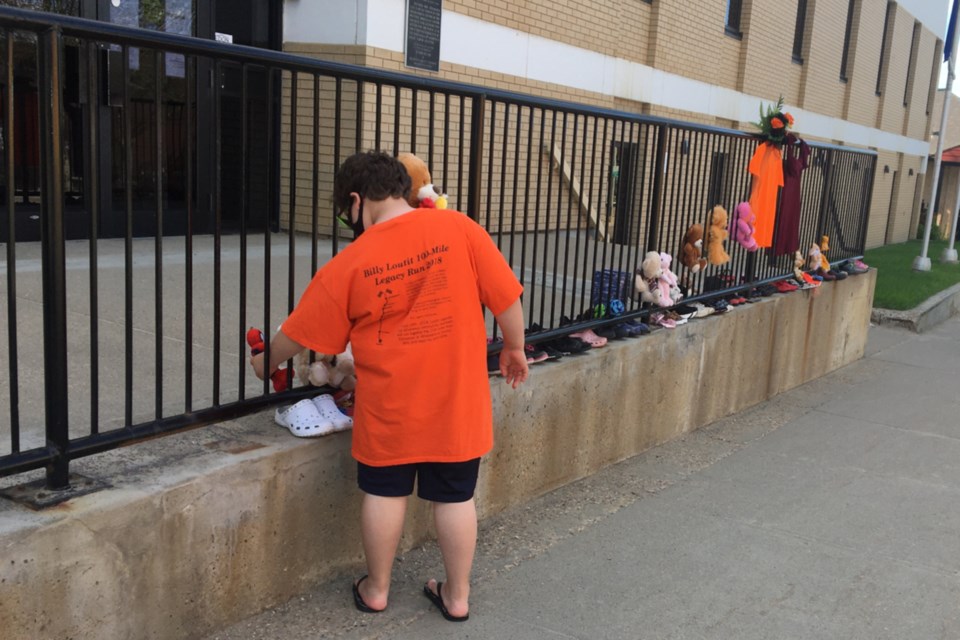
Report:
499,347,529,389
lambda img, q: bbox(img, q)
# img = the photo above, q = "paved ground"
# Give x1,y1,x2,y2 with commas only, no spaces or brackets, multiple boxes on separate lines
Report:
205,318,960,640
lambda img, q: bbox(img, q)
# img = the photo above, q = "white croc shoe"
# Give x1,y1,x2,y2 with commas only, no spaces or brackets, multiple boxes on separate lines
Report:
311,394,353,432
275,398,337,437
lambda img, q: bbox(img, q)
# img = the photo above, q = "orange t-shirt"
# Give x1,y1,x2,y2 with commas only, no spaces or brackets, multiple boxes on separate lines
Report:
748,142,784,248
281,209,523,466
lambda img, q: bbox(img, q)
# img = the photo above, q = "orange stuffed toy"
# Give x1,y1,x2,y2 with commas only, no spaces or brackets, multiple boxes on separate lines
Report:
706,205,731,266
397,152,448,209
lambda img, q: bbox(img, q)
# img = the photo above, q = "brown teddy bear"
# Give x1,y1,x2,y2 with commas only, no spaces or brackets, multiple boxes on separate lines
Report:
706,205,731,266
680,223,708,273
397,152,448,209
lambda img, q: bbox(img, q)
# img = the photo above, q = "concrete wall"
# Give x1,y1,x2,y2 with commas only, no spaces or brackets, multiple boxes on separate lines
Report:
0,272,875,640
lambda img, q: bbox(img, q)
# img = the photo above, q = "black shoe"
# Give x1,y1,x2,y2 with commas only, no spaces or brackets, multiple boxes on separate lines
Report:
595,324,629,340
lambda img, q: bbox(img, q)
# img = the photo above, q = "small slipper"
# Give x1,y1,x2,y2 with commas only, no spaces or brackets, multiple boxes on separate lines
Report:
691,302,715,318
650,312,676,329
311,393,353,431
274,399,337,438
423,581,469,622
542,336,591,355
524,343,550,364
623,318,650,334
353,575,384,614
569,328,607,348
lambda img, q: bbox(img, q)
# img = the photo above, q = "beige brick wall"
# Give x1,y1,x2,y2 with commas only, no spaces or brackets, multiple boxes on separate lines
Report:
800,0,850,115
841,0,884,128
866,150,921,247
645,0,742,90
902,31,938,139
876,5,913,133
444,0,645,61
737,0,804,104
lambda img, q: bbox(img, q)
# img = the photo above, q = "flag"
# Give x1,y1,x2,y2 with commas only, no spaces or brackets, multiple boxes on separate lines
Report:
947,0,960,61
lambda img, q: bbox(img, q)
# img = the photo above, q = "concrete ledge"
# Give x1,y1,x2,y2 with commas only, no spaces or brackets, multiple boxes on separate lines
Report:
870,278,960,333
0,271,875,640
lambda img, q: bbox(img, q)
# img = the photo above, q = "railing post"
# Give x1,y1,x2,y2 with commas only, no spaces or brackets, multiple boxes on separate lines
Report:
37,27,71,490
467,94,485,220
857,155,877,254
815,147,835,242
645,123,669,253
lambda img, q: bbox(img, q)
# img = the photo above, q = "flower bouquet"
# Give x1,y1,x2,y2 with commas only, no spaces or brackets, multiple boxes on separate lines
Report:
753,96,794,145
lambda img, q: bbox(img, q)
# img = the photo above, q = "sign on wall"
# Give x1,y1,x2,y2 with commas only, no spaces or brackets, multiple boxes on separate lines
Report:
405,0,442,72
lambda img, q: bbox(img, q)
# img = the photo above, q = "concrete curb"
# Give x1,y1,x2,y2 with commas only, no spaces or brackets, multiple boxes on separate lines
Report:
871,280,960,333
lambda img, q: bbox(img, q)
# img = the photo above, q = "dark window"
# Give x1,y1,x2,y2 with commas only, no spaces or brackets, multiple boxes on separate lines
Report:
876,1,895,96
840,0,856,82
792,0,808,63
725,0,743,38
904,21,921,106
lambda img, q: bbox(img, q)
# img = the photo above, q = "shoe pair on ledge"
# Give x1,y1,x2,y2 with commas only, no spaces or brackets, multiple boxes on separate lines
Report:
274,394,353,438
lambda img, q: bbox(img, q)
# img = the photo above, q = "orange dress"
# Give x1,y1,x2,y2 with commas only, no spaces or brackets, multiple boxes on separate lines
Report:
282,209,523,466
748,142,784,248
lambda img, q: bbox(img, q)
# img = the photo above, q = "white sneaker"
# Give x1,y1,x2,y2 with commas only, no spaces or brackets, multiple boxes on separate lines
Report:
311,394,353,432
275,399,337,438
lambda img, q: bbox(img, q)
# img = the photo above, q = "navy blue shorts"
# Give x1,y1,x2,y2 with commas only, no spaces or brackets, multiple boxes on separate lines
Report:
357,458,481,503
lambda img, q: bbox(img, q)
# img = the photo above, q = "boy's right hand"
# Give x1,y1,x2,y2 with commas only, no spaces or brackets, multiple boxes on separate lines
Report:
499,347,529,389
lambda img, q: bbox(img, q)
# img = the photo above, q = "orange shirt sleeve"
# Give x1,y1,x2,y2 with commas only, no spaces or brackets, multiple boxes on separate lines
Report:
461,217,523,315
281,269,352,356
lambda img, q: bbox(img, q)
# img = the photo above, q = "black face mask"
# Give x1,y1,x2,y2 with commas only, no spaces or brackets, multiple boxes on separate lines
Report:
349,198,365,237
339,197,365,238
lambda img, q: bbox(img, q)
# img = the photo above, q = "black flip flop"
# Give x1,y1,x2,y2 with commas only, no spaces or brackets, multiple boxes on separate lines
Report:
423,581,469,622
352,575,384,614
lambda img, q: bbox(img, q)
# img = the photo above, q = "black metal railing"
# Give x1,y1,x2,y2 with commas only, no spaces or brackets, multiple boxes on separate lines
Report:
0,7,876,489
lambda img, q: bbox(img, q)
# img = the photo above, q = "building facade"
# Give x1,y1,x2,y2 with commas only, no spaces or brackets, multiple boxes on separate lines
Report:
283,0,949,249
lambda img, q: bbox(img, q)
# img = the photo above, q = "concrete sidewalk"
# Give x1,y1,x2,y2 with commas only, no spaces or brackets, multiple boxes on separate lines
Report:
206,318,960,640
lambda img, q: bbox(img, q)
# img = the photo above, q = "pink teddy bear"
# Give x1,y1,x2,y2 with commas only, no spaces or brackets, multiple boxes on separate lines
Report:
657,252,683,307
731,201,759,252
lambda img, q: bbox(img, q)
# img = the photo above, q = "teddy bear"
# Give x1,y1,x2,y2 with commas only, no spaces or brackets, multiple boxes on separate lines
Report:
793,249,820,288
633,250,663,306
806,242,825,272
295,344,356,391
680,223,708,273
793,249,806,282
731,201,759,252
398,152,448,209
818,235,831,271
706,205,731,265
657,252,683,307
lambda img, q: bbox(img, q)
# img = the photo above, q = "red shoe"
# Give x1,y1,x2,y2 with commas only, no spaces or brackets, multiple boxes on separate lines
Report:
774,280,798,293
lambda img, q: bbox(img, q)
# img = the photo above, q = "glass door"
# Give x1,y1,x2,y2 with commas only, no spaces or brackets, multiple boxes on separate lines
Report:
0,0,87,241
97,0,202,237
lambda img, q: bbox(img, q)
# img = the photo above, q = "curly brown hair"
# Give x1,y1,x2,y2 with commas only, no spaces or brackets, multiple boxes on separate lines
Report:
332,151,412,213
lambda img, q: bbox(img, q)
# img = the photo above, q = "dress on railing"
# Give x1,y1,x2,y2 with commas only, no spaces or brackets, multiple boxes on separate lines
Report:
748,141,784,248
774,134,810,256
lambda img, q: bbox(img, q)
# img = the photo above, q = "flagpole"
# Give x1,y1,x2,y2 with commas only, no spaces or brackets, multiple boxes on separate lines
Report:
916,0,960,271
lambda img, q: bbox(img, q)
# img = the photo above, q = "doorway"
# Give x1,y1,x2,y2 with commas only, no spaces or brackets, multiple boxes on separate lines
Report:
0,0,281,241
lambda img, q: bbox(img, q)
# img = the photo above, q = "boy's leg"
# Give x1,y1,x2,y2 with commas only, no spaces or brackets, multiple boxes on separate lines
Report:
428,498,477,618
358,493,408,610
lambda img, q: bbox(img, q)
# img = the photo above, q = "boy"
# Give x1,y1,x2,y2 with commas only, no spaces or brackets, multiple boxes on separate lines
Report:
250,151,528,622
